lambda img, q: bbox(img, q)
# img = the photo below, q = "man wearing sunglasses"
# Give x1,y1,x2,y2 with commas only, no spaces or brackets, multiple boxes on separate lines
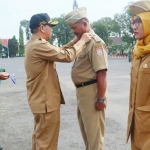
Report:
24,13,92,150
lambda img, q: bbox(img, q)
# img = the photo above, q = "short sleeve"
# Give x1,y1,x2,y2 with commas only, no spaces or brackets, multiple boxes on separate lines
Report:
88,42,108,72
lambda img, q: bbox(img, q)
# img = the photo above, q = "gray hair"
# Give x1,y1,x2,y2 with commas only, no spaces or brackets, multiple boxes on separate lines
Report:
80,18,89,23
31,27,40,34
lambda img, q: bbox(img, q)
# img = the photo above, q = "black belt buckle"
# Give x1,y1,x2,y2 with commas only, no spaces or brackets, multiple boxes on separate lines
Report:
82,83,84,87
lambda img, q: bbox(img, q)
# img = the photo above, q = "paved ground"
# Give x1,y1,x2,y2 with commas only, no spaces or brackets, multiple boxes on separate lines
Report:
0,57,131,150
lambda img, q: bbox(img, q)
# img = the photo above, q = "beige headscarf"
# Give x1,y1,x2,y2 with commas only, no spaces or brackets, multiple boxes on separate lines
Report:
133,12,150,58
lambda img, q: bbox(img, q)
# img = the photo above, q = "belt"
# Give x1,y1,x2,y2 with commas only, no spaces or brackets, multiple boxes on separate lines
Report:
75,79,97,88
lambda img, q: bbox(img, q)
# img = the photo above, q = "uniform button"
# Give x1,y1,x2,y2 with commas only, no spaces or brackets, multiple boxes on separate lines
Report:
135,76,137,79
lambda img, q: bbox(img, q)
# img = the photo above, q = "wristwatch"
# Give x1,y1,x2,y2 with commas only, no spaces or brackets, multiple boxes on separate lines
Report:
97,98,105,103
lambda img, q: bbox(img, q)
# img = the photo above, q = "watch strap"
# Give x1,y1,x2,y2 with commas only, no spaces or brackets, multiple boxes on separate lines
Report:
97,98,105,103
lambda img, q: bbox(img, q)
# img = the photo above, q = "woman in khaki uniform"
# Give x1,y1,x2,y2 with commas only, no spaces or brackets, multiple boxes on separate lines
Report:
127,1,150,150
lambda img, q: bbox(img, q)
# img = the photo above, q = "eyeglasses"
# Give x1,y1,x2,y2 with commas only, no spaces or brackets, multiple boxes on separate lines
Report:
131,18,142,28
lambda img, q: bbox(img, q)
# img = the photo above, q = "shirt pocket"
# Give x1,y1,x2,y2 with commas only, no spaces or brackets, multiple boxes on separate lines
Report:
75,53,88,68
140,70,150,74
135,105,150,132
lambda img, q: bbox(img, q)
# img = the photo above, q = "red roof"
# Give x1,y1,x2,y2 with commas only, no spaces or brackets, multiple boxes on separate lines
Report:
1,39,8,47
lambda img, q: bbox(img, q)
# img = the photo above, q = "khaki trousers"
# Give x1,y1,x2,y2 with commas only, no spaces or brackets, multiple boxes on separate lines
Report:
131,115,150,150
76,83,105,150
32,109,60,150
131,138,141,150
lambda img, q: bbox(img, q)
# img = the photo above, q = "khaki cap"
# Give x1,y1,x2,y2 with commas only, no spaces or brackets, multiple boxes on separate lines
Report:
129,0,150,16
65,7,87,26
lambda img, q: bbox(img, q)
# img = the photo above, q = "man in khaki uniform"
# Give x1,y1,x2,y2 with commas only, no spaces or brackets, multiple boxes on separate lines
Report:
24,13,92,150
127,1,150,150
65,7,108,150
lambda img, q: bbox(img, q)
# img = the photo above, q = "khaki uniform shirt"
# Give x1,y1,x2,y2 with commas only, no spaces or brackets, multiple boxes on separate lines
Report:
24,35,85,113
127,53,150,142
72,30,108,84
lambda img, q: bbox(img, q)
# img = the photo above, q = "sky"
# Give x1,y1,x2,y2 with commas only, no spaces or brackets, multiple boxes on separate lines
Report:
0,0,133,41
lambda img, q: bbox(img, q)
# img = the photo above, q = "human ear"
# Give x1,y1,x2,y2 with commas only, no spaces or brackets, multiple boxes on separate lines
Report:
40,25,45,33
83,21,87,27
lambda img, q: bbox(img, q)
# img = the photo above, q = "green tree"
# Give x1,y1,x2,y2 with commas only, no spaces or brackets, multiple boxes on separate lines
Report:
98,17,121,37
113,5,136,48
19,26,24,56
8,36,18,57
0,39,3,56
20,20,31,40
0,44,2,53
111,44,127,55
111,20,121,37
51,15,74,46
0,44,2,57
100,17,112,34
91,20,109,45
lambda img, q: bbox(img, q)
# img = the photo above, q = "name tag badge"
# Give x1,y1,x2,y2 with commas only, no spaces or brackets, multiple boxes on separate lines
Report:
143,64,148,68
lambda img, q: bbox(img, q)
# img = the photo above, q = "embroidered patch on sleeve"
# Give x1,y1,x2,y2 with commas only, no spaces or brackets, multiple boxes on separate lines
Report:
96,47,103,55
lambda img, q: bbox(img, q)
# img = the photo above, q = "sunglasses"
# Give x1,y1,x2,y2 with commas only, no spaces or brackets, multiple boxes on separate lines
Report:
131,17,142,28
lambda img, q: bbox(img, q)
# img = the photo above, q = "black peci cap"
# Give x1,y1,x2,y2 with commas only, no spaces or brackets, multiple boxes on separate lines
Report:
29,13,58,30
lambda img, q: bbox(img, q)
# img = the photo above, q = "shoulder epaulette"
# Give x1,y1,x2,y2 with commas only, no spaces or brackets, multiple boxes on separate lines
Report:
93,35,105,44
